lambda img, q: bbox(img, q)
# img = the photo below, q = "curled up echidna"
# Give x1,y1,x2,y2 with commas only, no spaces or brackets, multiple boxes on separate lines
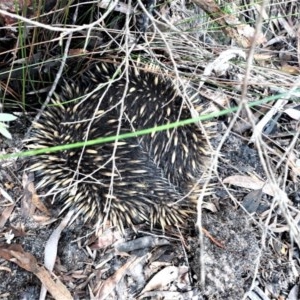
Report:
27,63,214,232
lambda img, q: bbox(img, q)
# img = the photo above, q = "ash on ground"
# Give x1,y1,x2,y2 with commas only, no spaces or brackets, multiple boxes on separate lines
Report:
192,204,261,299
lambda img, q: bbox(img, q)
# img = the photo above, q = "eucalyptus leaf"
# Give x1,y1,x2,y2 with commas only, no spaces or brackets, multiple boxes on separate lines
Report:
0,123,12,139
0,113,17,122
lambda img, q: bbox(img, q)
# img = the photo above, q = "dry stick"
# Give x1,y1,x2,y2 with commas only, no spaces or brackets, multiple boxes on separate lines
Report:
277,128,300,191
0,1,119,35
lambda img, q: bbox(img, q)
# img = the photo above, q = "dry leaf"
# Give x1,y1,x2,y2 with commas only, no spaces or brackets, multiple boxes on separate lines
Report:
44,211,74,272
0,205,15,228
284,108,300,120
281,64,300,75
40,211,74,300
223,175,277,196
0,265,11,272
253,53,273,62
68,48,87,56
237,23,266,44
0,244,72,300
22,172,50,217
140,266,179,294
241,189,263,213
0,187,13,203
223,175,264,189
95,257,137,300
202,202,217,213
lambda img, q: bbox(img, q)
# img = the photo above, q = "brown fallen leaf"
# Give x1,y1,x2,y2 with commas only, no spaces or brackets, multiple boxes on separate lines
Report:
22,172,50,217
0,205,15,228
0,244,72,300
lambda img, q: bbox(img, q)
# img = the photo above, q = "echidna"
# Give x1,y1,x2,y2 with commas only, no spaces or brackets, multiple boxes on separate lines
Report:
28,63,214,232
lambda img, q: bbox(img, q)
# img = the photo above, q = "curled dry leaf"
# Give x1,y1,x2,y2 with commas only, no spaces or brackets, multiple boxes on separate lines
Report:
202,202,217,213
0,265,11,272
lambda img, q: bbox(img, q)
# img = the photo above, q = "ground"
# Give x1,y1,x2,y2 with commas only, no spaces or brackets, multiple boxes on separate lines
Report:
0,0,300,299
0,121,299,299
